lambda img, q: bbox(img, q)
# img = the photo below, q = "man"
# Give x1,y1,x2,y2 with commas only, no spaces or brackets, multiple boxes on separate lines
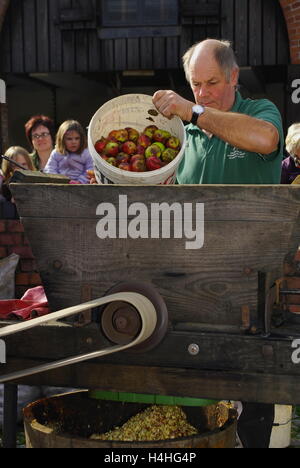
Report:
153,39,282,448
153,38,284,184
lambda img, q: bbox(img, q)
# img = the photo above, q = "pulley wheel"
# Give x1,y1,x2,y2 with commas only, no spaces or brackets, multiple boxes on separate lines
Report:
101,281,169,353
101,301,142,345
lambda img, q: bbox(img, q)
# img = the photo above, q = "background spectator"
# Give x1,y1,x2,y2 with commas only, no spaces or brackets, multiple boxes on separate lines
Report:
1,146,34,201
281,123,300,184
24,115,55,171
44,120,93,184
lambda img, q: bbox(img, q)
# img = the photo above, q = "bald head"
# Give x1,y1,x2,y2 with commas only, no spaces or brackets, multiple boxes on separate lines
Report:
183,39,239,84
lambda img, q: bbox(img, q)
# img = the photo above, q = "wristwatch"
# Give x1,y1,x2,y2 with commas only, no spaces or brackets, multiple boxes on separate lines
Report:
190,104,205,125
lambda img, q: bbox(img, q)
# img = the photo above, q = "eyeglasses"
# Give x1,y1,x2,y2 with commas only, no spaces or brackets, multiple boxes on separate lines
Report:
32,132,50,140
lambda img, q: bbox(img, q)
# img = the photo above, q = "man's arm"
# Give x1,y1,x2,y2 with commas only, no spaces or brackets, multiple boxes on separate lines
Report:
152,90,279,155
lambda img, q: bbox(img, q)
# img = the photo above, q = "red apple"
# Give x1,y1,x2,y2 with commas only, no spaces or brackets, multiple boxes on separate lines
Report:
114,129,129,143
153,129,166,143
131,154,145,164
161,148,177,163
106,157,117,166
166,136,180,150
145,144,162,159
116,152,130,166
146,156,163,171
131,158,147,172
122,141,137,155
118,162,131,171
153,142,165,152
104,141,119,157
143,125,158,139
94,138,107,154
137,134,151,148
136,144,146,155
108,130,119,141
125,127,140,142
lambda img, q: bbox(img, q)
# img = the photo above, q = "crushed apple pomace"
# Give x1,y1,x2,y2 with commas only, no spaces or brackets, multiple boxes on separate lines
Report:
91,405,198,441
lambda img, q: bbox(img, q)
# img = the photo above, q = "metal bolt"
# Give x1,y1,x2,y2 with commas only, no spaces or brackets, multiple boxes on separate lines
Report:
188,343,200,356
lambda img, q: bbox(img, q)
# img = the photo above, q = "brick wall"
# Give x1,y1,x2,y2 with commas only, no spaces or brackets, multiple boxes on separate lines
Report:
0,218,42,298
280,0,300,64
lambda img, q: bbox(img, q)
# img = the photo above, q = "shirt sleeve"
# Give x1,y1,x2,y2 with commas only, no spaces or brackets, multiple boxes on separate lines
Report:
43,151,60,174
76,150,94,184
248,99,284,162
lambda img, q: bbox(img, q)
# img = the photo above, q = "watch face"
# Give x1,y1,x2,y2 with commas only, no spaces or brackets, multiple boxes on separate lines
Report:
193,105,204,114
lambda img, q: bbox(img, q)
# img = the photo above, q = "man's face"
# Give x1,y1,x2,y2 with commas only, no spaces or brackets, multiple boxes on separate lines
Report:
189,52,239,112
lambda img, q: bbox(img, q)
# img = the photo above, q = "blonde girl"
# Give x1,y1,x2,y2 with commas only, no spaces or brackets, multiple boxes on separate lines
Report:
44,120,93,184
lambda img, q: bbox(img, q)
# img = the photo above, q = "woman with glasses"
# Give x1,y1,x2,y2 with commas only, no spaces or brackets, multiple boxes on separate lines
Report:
24,115,56,171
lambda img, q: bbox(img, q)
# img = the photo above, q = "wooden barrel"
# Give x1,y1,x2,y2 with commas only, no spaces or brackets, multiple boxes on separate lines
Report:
23,391,237,448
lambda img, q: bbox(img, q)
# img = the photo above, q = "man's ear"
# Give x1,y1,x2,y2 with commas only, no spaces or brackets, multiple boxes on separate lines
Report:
231,67,239,87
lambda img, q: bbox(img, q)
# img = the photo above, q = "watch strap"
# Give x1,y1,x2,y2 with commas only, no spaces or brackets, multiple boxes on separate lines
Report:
191,111,200,126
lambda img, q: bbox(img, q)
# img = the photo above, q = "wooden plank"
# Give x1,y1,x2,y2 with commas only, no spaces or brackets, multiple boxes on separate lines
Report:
75,30,89,72
88,30,100,72
10,170,70,184
36,0,50,72
153,38,166,69
23,0,37,72
249,0,262,66
3,324,300,377
166,37,179,69
10,0,24,72
220,0,234,44
127,38,140,70
276,2,290,65
140,38,153,70
114,39,127,71
101,40,115,71
0,7,11,72
62,30,76,72
11,185,300,222
18,218,294,326
262,0,276,66
98,26,181,40
59,8,94,23
2,357,300,405
48,0,63,72
181,0,220,17
235,0,248,67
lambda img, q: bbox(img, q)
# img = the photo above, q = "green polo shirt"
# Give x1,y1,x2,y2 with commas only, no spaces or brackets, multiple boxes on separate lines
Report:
176,92,284,185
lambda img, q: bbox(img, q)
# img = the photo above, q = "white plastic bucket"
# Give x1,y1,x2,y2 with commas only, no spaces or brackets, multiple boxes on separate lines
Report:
269,405,292,449
88,94,186,185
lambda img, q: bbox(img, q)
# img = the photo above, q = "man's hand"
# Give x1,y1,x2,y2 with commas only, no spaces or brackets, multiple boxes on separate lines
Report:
153,90,194,122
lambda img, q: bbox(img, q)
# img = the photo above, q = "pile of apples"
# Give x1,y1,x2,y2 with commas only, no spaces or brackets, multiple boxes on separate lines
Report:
94,125,181,172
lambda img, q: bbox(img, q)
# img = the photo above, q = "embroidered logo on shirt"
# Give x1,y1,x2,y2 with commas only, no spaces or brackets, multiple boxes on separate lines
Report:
227,147,246,160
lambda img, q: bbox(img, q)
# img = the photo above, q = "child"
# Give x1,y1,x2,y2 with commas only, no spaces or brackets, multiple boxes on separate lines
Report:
281,123,300,184
1,146,34,200
44,120,93,184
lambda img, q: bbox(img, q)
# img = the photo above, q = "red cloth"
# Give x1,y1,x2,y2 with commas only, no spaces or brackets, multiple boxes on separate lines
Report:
0,286,50,320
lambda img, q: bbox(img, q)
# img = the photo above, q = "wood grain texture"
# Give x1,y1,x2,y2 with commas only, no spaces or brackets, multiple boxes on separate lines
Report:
0,0,290,73
10,184,300,331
